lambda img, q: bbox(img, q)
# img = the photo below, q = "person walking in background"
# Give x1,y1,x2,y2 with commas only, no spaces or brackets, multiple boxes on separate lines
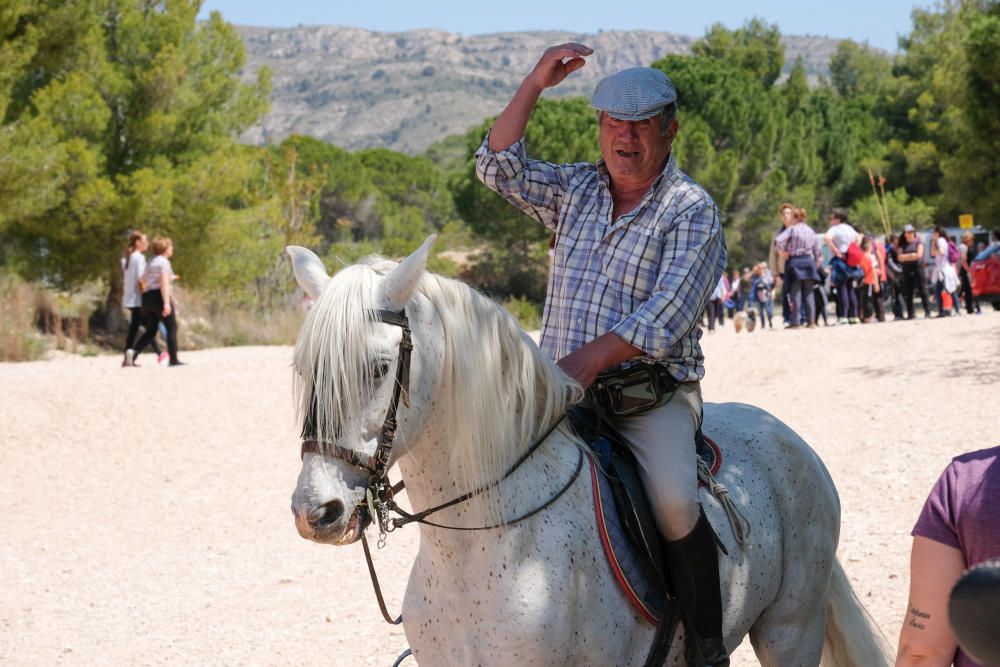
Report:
897,224,931,319
859,236,884,322
885,233,906,320
775,205,822,329
812,264,831,326
726,268,740,318
121,231,165,368
770,206,794,326
895,446,1000,667
737,267,752,313
930,226,961,318
750,262,774,329
824,207,862,324
958,231,980,315
130,236,183,366
707,273,727,332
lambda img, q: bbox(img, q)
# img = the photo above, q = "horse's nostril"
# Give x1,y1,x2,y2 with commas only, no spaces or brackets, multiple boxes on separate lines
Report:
312,499,345,528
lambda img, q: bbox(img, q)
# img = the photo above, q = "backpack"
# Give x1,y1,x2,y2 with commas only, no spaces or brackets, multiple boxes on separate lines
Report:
947,239,960,264
845,242,865,268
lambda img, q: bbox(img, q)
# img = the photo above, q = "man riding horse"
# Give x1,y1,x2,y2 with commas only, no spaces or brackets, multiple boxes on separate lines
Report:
476,44,728,665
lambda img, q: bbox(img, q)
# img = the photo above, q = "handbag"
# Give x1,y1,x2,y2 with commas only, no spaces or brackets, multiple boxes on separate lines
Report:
589,362,678,417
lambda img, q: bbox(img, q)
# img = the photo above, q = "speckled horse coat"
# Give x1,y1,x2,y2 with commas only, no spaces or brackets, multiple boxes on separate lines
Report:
287,238,888,667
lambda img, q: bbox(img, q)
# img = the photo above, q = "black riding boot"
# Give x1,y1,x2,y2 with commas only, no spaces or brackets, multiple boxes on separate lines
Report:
668,508,729,667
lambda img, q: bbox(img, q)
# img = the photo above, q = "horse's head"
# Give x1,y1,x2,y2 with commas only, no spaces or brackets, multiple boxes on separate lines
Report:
287,236,442,545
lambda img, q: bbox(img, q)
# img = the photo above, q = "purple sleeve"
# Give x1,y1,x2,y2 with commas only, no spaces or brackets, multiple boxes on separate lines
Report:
912,462,961,550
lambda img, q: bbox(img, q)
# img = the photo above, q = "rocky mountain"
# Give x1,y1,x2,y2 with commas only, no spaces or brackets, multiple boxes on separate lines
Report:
235,26,842,154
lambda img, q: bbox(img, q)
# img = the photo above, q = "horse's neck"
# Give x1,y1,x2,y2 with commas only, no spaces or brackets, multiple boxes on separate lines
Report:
397,424,580,555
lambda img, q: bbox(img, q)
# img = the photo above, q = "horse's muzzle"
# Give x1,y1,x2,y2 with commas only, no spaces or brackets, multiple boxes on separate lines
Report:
294,500,370,545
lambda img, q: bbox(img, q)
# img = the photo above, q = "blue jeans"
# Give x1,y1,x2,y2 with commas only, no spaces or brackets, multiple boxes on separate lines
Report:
830,258,861,319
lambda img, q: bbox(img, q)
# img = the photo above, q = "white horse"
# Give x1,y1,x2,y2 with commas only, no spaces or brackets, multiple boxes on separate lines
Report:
287,237,888,666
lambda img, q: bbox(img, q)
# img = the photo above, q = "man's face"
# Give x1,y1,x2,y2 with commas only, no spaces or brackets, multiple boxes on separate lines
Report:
599,112,676,186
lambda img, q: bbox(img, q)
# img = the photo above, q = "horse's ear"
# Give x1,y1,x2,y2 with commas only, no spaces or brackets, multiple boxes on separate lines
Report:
286,246,330,301
380,235,437,311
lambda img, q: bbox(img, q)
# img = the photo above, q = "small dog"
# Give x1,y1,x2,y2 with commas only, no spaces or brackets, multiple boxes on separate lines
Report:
733,310,757,333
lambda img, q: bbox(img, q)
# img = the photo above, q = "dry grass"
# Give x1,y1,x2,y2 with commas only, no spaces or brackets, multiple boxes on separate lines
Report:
171,286,306,350
0,274,307,362
0,274,48,362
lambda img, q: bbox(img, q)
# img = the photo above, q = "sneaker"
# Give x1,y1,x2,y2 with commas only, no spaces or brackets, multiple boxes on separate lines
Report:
806,323,817,329
837,318,849,325
122,350,134,368
168,361,186,367
157,352,170,367
848,317,859,324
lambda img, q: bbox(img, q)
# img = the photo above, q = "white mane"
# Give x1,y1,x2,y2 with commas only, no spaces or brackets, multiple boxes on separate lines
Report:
293,256,582,511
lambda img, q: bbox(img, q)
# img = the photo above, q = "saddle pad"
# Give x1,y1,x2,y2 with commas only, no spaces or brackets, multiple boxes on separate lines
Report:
589,435,724,626
589,453,664,625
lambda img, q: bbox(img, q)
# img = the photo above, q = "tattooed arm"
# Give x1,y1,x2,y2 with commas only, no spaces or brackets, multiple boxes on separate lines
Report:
895,536,966,666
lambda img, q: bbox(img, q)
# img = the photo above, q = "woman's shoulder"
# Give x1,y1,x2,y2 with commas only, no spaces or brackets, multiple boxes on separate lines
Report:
950,446,1000,471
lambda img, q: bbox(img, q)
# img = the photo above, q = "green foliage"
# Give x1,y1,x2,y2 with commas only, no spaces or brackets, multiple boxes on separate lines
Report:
0,1,272,326
850,188,936,236
692,18,785,89
828,40,893,99
502,296,542,331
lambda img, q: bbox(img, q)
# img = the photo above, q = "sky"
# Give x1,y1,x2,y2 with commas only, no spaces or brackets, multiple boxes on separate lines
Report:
197,0,926,53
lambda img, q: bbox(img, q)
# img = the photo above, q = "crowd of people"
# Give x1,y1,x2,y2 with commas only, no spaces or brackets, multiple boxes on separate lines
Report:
704,205,996,333
120,231,184,367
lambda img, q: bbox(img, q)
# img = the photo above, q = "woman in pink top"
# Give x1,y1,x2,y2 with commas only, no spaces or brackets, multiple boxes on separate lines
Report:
129,236,183,367
896,446,1000,666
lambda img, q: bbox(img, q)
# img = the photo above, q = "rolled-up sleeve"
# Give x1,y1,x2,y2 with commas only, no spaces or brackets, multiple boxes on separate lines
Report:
474,133,572,231
610,202,726,358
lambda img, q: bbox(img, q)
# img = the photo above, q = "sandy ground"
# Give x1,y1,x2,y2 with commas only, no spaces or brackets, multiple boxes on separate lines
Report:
2,310,998,666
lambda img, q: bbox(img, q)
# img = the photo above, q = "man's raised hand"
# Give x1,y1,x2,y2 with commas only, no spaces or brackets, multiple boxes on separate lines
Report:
526,43,593,91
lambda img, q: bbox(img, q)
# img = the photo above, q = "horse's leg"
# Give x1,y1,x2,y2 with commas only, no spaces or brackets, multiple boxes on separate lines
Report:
735,405,840,666
748,592,828,666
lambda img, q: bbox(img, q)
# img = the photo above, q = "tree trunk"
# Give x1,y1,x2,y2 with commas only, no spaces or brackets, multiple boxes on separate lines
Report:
104,261,125,332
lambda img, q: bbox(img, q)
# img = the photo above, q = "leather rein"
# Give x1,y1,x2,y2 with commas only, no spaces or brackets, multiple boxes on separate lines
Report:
299,308,582,625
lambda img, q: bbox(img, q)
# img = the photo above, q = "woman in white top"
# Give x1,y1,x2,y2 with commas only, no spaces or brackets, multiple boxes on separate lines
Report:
930,226,961,317
823,207,863,324
121,231,163,367
706,274,727,331
130,236,183,366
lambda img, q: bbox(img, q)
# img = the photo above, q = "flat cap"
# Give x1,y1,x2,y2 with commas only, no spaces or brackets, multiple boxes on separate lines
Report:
591,67,677,121
903,224,916,232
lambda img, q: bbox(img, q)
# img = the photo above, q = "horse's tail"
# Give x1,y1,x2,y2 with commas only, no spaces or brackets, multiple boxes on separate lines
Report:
821,558,892,667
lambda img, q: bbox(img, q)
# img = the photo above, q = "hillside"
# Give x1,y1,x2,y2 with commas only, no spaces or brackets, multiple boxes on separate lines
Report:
235,26,843,154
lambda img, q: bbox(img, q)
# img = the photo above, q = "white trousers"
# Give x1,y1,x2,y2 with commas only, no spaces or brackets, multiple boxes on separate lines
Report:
611,381,703,541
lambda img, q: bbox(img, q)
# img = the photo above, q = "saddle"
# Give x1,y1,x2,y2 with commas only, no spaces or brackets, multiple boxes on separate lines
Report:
567,405,725,666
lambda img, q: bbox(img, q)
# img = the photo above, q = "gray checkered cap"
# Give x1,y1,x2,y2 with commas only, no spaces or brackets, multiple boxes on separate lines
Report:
590,67,677,121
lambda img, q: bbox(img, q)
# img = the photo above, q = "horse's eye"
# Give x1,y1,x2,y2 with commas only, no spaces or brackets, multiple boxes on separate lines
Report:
372,361,391,380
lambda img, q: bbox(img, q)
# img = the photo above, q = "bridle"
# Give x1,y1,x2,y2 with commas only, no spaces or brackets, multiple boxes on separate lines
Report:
301,308,413,539
298,307,582,625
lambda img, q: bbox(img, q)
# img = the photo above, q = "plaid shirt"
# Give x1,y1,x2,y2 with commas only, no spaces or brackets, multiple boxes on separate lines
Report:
475,136,727,382
775,222,822,262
